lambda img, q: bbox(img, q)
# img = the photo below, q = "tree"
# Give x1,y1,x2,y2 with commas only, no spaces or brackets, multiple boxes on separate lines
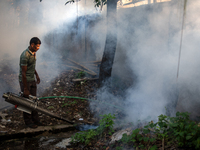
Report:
98,0,118,87
66,0,118,87
40,0,119,87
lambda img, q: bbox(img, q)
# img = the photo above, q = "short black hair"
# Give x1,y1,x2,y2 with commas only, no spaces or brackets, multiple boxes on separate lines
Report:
30,37,41,45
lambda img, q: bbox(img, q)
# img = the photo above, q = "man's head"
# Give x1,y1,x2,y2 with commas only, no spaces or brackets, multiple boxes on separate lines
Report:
29,37,41,52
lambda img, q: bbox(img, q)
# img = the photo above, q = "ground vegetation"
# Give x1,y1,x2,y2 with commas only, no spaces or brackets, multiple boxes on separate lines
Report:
0,70,200,149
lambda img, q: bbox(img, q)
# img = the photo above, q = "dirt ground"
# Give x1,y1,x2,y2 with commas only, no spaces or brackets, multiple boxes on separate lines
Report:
0,70,100,133
0,69,198,150
0,68,132,150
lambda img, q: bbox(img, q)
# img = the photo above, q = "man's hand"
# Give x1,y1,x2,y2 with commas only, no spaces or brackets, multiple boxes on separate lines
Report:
36,75,40,84
35,70,40,84
23,88,30,98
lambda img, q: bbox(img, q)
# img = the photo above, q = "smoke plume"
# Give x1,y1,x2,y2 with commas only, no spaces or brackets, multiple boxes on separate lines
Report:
0,0,98,108
1,0,200,124
91,0,200,123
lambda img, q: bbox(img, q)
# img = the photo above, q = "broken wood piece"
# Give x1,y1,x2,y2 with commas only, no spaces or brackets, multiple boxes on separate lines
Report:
81,63,99,67
65,65,96,76
62,60,76,66
72,78,99,82
92,60,101,63
82,60,101,64
0,124,75,141
67,58,97,76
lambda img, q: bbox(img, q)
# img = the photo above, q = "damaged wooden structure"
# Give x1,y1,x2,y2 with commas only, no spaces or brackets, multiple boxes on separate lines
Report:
64,58,101,82
0,123,75,142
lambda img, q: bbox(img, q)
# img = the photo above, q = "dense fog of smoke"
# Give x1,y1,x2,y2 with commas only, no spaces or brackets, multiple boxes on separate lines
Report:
0,0,200,125
118,2,180,122
92,0,200,123
127,0,200,121
0,0,99,108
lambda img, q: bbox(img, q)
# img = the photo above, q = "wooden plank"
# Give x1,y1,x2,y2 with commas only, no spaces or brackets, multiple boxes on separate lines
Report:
65,65,97,76
82,60,101,64
67,58,97,76
19,124,74,133
72,78,99,82
0,124,75,141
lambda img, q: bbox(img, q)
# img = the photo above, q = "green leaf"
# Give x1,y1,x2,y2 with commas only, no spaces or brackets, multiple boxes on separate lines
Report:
150,145,157,150
150,138,156,142
186,135,192,140
131,139,136,142
65,0,75,5
179,132,184,137
143,129,150,134
180,123,184,129
139,137,143,141
132,128,140,134
176,111,180,117
149,122,156,128
143,137,149,142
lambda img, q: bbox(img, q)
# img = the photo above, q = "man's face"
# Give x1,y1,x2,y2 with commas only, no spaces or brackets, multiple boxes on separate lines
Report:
30,43,40,52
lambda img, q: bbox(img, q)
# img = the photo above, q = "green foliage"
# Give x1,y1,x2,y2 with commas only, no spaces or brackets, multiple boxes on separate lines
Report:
71,129,97,145
149,145,157,150
71,112,200,149
94,0,107,8
65,0,107,10
98,113,115,135
121,112,200,149
169,112,200,148
71,113,115,145
121,126,157,149
76,71,87,78
116,146,123,150
121,132,132,144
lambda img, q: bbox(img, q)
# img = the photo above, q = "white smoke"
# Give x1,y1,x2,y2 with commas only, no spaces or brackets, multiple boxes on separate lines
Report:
1,0,200,123
0,0,99,108
91,0,200,123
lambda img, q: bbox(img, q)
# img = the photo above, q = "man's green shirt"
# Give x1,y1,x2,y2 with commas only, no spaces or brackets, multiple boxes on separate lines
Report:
19,47,36,82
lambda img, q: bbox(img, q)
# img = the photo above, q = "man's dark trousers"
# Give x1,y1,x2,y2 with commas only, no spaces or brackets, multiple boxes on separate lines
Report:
19,81,40,125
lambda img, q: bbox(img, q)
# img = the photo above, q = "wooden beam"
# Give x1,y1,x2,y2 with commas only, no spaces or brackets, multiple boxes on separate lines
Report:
67,58,97,76
72,78,99,82
65,65,97,76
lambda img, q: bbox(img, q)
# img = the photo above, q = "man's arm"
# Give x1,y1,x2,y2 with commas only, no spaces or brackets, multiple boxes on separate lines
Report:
35,70,40,84
22,66,30,97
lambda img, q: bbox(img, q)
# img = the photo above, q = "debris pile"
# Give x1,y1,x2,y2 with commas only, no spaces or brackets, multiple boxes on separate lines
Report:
0,69,99,134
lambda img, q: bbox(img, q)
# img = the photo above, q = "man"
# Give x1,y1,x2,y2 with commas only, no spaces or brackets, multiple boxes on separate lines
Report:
19,37,43,128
